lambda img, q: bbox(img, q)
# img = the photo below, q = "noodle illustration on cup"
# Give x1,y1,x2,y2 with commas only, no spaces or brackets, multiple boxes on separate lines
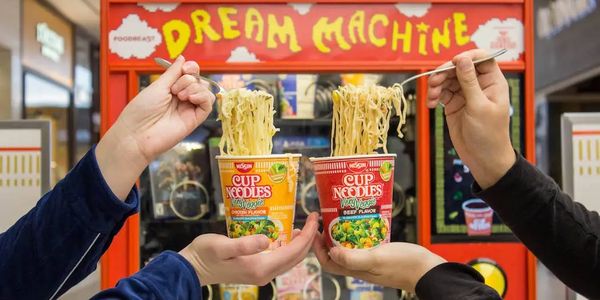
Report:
311,84,408,249
462,199,494,236
216,88,301,250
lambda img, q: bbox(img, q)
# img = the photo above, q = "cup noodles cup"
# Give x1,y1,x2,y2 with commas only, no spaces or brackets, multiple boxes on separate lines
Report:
217,154,301,250
310,154,395,249
219,284,259,300
346,277,384,300
275,253,323,300
462,199,494,236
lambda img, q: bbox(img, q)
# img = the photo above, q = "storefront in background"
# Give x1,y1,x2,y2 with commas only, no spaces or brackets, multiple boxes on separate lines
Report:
534,1,600,298
21,0,99,185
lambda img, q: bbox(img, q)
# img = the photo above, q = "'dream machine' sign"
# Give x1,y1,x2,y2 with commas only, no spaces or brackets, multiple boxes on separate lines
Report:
108,3,524,64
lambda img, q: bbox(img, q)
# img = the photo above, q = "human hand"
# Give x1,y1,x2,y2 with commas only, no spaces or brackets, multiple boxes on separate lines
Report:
312,233,445,292
180,213,319,286
96,56,215,199
427,49,516,189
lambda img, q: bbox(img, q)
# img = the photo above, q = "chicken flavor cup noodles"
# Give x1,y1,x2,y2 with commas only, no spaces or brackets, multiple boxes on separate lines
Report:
217,154,301,249
310,154,395,249
462,199,494,236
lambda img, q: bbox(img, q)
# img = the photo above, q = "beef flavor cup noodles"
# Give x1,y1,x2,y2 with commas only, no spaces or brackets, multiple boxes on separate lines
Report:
462,199,494,236
217,154,301,249
310,154,395,249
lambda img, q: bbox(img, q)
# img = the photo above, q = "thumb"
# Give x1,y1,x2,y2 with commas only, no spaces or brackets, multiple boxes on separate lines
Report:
218,234,270,259
292,229,302,239
329,246,376,272
453,56,485,104
156,55,185,87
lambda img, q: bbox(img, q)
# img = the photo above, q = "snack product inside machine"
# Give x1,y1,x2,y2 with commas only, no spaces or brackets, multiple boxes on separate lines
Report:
101,1,535,299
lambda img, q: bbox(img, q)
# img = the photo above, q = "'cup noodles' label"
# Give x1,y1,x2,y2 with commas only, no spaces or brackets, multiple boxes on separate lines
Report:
312,155,395,249
227,174,272,201
218,155,300,250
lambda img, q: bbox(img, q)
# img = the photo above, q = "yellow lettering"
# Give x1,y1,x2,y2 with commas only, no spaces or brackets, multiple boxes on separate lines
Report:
267,15,301,52
432,18,451,54
419,33,427,55
245,8,264,42
368,14,388,48
218,7,240,39
312,17,351,53
191,9,221,44
162,20,191,59
392,21,412,53
417,22,430,55
348,11,366,44
453,13,470,46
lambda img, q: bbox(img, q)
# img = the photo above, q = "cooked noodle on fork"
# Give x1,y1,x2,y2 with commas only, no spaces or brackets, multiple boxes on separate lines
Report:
217,88,278,156
331,84,408,156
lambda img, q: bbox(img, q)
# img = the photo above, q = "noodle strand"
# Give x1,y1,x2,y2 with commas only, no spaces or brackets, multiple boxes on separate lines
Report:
218,88,278,156
331,84,408,156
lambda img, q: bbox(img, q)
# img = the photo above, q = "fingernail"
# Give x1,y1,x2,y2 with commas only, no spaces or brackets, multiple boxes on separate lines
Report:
258,235,269,249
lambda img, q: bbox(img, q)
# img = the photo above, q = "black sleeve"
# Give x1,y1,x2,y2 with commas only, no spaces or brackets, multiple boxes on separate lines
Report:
415,263,501,300
474,153,600,299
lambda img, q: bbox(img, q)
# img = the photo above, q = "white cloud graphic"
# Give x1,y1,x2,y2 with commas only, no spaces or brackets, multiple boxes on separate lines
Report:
288,3,313,15
138,3,179,12
394,3,432,17
226,47,260,63
109,14,162,59
471,18,524,62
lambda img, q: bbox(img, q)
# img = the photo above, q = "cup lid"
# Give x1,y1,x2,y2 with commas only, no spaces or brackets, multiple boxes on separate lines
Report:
309,153,397,162
217,153,302,160
462,199,492,212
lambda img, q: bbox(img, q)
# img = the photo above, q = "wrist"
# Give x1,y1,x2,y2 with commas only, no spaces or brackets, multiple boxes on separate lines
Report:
95,123,148,200
410,252,446,292
179,246,210,285
475,146,516,190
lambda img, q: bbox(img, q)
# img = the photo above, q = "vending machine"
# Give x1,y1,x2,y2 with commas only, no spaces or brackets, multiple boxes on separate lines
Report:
101,1,535,298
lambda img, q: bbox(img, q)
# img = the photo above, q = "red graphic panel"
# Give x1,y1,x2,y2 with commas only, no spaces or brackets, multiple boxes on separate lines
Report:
107,3,523,64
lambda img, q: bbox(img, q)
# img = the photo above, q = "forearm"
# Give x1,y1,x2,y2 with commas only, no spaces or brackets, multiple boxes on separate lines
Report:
95,120,148,200
0,148,138,299
475,154,600,298
91,251,201,300
415,263,500,300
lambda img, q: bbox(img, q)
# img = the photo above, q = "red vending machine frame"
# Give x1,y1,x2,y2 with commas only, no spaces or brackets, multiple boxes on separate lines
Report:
100,1,535,298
